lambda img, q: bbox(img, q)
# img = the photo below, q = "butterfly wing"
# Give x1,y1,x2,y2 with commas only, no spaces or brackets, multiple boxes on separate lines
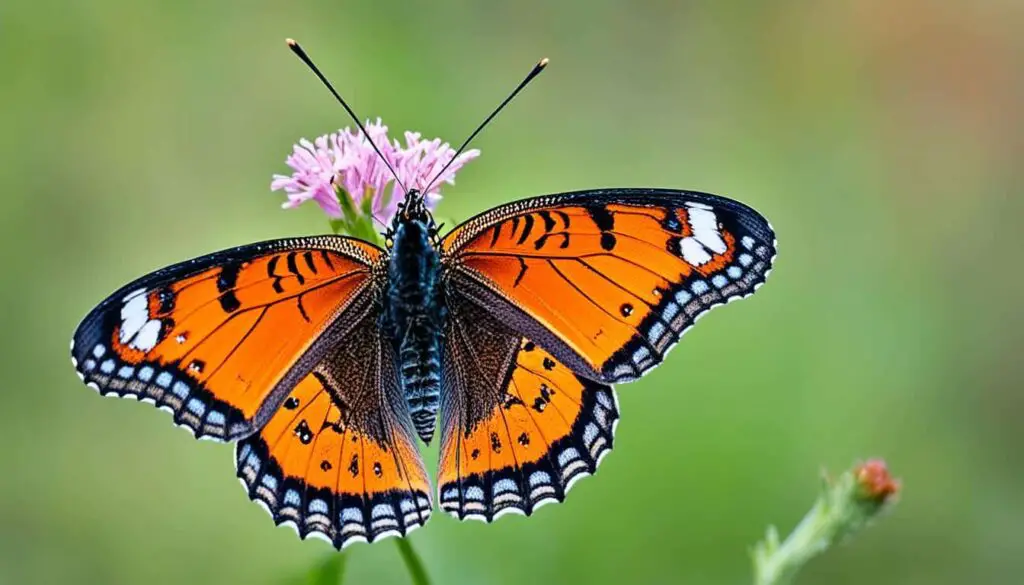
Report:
235,311,432,549
441,188,776,383
437,294,618,520
71,236,382,441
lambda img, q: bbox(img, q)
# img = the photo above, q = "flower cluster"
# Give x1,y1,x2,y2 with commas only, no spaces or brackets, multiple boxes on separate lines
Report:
270,119,479,226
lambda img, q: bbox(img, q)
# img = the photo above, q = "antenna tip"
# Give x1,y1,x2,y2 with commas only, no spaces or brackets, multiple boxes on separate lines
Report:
286,38,298,47
539,57,550,67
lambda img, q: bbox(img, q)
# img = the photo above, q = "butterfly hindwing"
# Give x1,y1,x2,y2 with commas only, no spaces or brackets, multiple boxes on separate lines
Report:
438,295,619,521
236,310,432,549
71,236,382,441
442,188,776,383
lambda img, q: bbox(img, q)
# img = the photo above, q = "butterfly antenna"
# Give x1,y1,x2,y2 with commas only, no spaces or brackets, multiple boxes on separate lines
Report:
286,38,407,194
422,57,549,194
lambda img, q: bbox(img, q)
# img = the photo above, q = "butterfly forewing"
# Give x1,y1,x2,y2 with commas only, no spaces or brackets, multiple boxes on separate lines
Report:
441,188,777,383
71,236,383,441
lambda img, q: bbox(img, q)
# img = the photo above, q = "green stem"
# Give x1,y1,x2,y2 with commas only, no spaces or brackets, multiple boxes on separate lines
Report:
751,462,899,585
395,538,431,585
752,502,832,585
306,553,346,585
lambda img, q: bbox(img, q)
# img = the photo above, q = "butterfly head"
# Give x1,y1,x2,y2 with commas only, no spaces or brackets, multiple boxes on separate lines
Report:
387,189,440,245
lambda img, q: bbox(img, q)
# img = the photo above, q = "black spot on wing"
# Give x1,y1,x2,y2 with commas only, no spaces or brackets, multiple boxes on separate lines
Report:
217,262,241,313
586,205,615,232
538,210,556,232
286,252,305,285
516,214,535,245
600,232,617,251
303,251,318,274
267,256,285,293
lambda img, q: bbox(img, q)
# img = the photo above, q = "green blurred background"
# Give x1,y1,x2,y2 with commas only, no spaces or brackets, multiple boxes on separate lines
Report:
2,1,1022,583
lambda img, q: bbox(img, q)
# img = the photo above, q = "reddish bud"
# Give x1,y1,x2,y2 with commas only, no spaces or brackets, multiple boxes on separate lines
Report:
854,459,900,504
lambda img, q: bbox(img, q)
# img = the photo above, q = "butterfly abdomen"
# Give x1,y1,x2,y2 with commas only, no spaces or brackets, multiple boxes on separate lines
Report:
386,219,446,444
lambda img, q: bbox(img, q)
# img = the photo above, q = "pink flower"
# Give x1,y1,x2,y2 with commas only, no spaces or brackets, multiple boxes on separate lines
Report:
270,119,479,224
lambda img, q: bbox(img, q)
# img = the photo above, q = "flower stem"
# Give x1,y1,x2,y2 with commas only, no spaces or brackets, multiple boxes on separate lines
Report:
751,460,899,585
305,552,346,585
395,538,431,585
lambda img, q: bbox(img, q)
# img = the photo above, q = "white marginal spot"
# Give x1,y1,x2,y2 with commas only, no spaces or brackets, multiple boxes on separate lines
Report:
284,489,301,507
742,236,756,250
662,302,679,322
691,280,710,295
341,507,364,524
100,359,115,374
632,346,650,366
727,266,743,279
92,344,106,359
558,448,580,467
207,411,226,426
83,359,96,372
372,504,395,519
674,289,692,305
465,486,484,501
493,479,517,495
679,237,711,265
583,423,599,446
186,398,206,416
156,371,172,388
739,253,753,267
138,366,154,382
492,506,526,520
712,274,729,289
118,365,134,379
647,322,666,343
368,529,401,542
172,381,190,400
529,471,551,487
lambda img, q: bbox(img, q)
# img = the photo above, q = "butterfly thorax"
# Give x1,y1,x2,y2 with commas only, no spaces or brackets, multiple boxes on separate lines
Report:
384,192,446,444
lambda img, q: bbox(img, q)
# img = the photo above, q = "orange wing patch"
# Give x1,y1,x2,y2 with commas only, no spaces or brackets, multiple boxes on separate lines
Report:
442,189,776,383
235,316,431,550
71,236,382,441
438,298,618,521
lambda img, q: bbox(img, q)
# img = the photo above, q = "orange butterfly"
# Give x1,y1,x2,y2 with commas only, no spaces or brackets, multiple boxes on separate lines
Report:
70,41,776,549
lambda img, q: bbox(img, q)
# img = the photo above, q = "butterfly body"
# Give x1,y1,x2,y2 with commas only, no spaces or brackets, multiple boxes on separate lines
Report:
71,187,777,549
385,191,446,443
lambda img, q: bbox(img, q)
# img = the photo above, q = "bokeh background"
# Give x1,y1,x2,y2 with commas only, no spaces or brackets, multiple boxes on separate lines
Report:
2,1,1022,584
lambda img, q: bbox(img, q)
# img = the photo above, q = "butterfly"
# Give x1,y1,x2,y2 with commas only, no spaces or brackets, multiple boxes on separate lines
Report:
69,41,777,550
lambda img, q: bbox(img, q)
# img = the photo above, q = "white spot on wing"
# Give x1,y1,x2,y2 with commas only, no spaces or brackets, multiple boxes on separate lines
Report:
119,291,149,344
130,320,162,352
686,205,727,253
679,237,711,265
